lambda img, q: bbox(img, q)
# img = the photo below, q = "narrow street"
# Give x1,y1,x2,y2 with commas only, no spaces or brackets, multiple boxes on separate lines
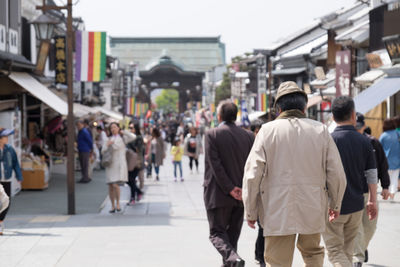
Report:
0,151,399,267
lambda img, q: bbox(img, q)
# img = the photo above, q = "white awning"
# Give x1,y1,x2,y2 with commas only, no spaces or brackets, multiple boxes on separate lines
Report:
93,106,123,121
355,77,400,114
9,72,68,115
73,103,98,117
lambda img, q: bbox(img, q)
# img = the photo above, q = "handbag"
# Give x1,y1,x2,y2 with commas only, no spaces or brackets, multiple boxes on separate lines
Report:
0,184,9,214
126,148,138,171
101,145,113,168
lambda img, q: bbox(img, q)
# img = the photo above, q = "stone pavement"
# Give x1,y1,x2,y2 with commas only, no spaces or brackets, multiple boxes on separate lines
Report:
1,151,400,266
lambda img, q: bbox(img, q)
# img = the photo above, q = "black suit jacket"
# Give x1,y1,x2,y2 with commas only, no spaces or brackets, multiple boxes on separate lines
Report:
203,122,254,210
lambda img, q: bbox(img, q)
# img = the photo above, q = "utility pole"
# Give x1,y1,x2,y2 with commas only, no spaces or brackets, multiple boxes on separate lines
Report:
37,0,75,215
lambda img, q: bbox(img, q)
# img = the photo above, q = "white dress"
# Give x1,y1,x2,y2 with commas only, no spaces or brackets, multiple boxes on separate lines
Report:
102,135,128,184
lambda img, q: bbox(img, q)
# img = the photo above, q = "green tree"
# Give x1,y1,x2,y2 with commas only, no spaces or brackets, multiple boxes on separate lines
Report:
215,72,231,105
155,89,179,112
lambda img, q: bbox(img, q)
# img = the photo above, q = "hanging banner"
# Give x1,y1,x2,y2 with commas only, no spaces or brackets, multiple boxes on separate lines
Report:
335,50,351,97
75,31,107,82
54,36,67,85
257,93,268,112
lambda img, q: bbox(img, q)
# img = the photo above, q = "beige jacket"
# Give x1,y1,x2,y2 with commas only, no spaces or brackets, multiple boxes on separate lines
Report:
243,116,346,236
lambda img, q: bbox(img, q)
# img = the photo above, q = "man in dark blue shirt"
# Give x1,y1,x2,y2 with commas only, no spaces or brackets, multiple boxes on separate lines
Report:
323,96,378,267
77,120,93,183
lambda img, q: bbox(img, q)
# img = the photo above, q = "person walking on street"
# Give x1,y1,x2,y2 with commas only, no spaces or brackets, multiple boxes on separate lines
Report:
242,81,347,267
102,122,128,213
0,128,22,235
204,100,254,267
353,113,391,266
379,119,400,200
323,96,378,267
184,127,203,174
171,137,184,182
145,128,165,181
76,120,93,183
126,123,145,205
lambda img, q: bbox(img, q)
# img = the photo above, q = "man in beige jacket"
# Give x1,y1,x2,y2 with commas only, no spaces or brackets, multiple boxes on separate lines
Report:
243,81,347,267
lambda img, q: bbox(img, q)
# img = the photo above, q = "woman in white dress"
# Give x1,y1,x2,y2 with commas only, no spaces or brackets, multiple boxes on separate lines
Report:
102,122,128,213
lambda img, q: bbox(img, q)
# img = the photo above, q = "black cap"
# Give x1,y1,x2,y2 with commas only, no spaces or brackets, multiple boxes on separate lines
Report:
355,112,365,129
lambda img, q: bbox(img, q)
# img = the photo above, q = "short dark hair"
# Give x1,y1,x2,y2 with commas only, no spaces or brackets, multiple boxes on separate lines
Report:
383,119,396,132
217,100,237,122
152,128,161,138
332,96,355,122
393,116,400,128
275,92,307,112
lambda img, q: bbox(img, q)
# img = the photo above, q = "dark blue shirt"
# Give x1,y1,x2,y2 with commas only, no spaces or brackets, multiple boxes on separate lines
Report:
331,125,376,214
77,128,93,153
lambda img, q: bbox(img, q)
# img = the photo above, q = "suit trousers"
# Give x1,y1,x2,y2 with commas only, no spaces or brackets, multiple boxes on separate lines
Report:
353,193,378,263
206,206,244,266
264,233,324,267
323,210,363,267
79,152,90,180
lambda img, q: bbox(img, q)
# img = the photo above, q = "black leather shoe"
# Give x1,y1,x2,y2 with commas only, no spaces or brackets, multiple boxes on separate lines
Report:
233,259,245,267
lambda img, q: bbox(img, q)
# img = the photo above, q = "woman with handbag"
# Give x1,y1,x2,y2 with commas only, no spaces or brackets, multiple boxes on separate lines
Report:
102,123,128,213
145,128,165,181
0,128,22,235
183,127,203,174
126,123,144,205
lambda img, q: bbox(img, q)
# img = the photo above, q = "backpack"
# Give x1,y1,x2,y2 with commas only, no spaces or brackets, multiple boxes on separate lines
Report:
101,145,113,168
126,148,139,171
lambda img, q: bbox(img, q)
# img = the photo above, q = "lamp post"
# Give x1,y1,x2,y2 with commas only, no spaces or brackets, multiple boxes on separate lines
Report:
30,13,59,75
36,0,75,215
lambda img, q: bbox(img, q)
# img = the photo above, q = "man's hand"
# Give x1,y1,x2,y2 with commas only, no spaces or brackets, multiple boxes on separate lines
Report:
229,187,242,201
328,208,340,222
366,201,378,220
247,220,256,229
381,189,390,200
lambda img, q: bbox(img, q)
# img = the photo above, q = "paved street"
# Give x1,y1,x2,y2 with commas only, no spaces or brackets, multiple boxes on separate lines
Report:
1,151,400,267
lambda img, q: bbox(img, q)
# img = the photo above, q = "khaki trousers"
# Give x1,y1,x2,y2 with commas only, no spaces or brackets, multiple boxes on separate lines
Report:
353,193,378,263
264,233,324,267
323,210,363,267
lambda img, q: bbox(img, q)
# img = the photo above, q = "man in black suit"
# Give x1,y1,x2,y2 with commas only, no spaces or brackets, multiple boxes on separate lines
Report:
204,100,255,267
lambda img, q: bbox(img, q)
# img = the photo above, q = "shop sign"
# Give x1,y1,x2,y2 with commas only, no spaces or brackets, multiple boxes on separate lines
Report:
36,41,50,75
0,24,5,51
335,50,351,96
366,53,383,69
384,35,400,63
54,36,67,85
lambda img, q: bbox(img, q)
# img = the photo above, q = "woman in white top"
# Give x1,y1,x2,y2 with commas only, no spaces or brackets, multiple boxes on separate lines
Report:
102,122,128,213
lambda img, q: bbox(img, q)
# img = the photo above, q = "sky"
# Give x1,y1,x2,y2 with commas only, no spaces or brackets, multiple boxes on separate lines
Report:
71,0,359,62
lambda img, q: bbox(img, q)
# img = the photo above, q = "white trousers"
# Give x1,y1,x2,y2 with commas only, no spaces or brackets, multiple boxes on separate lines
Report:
388,169,400,194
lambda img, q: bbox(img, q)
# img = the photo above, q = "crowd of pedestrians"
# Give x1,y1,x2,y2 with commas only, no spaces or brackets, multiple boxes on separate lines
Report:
204,81,400,267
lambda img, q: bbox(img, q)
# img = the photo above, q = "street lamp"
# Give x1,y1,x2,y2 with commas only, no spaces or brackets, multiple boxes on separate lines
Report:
35,0,76,215
30,13,59,75
31,13,59,41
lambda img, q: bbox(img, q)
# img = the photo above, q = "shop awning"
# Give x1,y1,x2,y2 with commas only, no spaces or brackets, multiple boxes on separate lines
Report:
9,72,68,115
272,67,306,76
93,106,123,121
307,95,323,108
354,77,400,114
73,103,98,117
0,99,17,111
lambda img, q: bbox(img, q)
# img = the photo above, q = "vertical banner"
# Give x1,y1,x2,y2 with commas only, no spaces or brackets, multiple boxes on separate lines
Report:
55,36,67,85
257,93,268,111
75,31,107,82
241,100,250,127
335,50,351,97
